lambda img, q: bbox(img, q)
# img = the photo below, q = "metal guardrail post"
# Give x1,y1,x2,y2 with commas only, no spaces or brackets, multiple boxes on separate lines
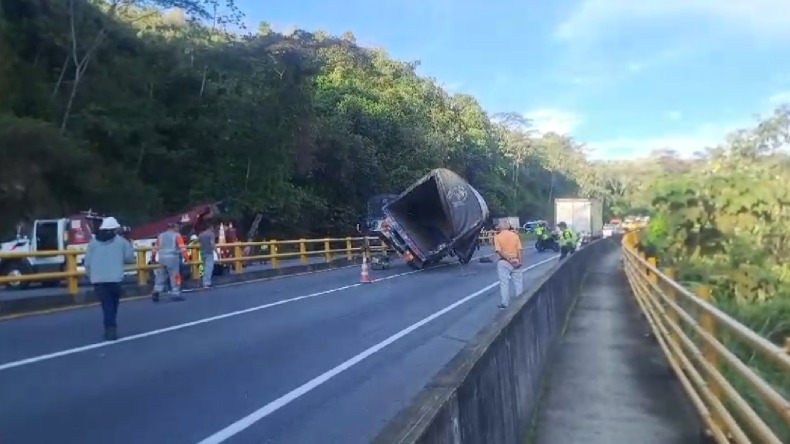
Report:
191,246,200,279
662,267,680,347
137,250,148,286
270,240,279,268
647,257,658,284
697,285,725,436
324,239,332,263
345,237,353,260
299,240,307,265
639,252,647,276
66,252,78,295
233,245,243,274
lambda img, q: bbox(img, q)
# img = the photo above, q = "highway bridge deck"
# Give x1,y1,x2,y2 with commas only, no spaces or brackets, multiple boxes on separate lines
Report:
531,248,701,444
0,246,557,444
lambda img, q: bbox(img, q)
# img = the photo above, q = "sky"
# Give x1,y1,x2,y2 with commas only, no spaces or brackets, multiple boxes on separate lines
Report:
234,0,790,160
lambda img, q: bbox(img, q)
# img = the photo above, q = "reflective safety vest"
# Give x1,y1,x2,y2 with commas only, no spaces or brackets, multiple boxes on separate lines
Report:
560,229,575,245
535,226,547,239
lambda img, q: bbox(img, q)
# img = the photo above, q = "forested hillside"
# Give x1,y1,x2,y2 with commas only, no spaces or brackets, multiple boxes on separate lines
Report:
612,108,790,439
0,0,597,238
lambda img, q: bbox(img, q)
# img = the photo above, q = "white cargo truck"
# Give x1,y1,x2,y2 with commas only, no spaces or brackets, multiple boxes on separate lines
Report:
554,198,603,241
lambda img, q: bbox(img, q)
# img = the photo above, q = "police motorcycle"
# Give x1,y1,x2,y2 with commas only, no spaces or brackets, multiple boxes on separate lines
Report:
535,232,560,253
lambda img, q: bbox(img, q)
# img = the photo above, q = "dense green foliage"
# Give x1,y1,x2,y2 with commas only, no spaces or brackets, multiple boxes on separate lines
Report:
0,0,597,238
609,109,790,439
610,109,790,339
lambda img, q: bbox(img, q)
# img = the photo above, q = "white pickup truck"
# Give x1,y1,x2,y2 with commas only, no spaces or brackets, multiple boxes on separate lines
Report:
0,214,105,289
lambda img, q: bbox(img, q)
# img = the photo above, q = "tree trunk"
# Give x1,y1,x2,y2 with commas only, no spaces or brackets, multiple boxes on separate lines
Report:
199,65,208,97
60,0,105,132
244,156,252,192
134,144,146,176
52,54,70,98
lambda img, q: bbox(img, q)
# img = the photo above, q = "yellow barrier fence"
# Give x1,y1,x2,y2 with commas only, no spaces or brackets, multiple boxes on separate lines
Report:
621,231,790,443
0,231,498,295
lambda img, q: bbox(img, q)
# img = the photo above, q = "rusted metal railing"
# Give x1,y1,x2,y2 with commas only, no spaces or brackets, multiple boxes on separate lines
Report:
621,231,790,443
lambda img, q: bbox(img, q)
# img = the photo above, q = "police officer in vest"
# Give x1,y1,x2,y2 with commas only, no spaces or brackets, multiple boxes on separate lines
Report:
557,221,576,259
534,221,550,245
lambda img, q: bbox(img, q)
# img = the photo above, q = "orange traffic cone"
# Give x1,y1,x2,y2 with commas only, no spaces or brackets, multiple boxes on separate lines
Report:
360,255,372,283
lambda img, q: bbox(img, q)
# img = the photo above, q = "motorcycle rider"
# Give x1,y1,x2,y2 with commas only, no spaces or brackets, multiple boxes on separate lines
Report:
557,222,577,259
534,221,549,246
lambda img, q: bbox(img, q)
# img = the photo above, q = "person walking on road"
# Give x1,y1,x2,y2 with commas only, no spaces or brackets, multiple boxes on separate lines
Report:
84,216,135,341
152,222,188,302
198,219,217,288
494,219,523,309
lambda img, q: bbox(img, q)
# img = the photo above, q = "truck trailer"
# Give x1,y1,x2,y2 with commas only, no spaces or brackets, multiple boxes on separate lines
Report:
381,168,489,269
554,198,603,241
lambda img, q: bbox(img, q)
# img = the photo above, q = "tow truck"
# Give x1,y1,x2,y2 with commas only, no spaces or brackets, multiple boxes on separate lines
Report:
0,203,244,290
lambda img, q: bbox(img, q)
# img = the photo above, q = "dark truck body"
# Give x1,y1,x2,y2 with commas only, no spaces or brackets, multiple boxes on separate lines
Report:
381,168,489,269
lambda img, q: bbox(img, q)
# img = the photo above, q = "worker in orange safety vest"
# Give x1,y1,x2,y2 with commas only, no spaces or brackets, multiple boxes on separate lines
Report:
151,222,189,302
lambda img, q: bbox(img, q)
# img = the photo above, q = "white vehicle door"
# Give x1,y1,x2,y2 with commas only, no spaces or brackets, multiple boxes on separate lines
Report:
31,219,66,267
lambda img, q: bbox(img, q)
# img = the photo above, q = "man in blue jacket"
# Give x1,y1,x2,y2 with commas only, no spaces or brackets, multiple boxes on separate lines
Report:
84,217,136,341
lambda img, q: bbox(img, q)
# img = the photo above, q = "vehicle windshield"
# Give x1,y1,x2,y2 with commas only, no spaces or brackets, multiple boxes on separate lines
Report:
367,194,398,219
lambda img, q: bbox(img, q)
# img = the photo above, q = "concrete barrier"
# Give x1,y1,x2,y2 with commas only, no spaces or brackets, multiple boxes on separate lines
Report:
373,238,616,444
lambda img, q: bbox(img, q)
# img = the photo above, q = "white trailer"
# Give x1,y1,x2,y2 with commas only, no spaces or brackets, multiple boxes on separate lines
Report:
554,198,603,239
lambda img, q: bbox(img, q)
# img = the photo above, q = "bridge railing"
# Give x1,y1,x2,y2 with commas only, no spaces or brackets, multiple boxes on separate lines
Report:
621,231,790,443
0,231,497,294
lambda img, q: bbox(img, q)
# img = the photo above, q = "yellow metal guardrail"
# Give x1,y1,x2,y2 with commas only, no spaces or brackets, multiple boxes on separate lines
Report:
0,231,498,294
621,231,790,443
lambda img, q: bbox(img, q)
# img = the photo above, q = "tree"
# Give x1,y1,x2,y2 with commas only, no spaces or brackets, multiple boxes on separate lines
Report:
0,0,595,238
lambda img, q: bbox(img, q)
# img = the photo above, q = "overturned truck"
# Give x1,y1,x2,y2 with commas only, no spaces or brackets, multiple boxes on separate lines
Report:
381,168,489,269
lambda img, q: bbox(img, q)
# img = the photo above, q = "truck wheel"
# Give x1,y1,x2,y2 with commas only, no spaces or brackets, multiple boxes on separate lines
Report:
458,247,475,265
2,261,32,290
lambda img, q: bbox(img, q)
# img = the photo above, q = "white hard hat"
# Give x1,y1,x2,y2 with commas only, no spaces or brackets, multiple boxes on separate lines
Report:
99,217,121,230
190,234,198,242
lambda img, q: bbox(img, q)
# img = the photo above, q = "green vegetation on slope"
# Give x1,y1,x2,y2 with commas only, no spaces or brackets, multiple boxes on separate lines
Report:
0,0,598,238
608,108,790,440
608,108,790,338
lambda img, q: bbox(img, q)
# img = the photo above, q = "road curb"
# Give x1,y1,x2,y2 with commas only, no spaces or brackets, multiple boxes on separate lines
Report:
0,257,370,319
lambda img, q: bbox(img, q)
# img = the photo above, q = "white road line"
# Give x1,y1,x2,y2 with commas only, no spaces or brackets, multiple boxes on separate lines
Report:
0,267,426,372
195,255,558,444
0,252,501,372
0,252,550,372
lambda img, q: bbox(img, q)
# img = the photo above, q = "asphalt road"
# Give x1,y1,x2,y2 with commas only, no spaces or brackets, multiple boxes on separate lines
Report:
0,247,557,444
0,255,330,302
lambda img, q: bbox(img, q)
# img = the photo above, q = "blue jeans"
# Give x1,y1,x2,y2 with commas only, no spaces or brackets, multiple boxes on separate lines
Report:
202,254,214,286
94,283,122,327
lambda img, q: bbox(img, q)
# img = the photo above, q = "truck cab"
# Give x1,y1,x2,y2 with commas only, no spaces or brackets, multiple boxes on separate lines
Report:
359,194,399,236
0,213,103,289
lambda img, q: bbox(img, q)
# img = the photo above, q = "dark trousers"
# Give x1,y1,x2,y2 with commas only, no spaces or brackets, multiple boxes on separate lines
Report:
560,244,576,260
95,283,122,327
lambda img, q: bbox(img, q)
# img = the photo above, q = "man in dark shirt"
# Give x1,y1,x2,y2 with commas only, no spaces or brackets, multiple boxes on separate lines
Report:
198,219,217,288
